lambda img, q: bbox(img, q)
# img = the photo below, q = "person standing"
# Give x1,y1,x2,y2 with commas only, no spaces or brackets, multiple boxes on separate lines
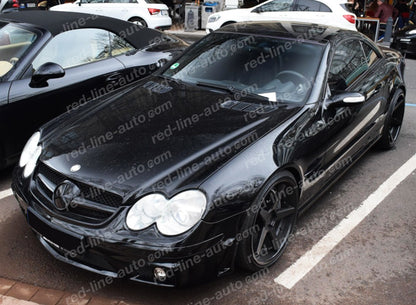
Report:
395,0,410,28
374,0,399,23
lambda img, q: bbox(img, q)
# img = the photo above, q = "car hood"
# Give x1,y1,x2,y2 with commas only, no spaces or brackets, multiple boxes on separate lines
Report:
39,77,301,200
49,3,75,10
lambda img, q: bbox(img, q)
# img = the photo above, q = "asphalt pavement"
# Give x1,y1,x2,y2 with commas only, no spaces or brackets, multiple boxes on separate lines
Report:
0,53,415,305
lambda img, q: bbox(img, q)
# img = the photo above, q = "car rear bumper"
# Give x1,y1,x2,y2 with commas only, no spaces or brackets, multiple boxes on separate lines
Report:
146,15,172,30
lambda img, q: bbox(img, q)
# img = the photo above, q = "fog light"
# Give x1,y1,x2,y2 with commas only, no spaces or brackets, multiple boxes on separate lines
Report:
154,267,167,282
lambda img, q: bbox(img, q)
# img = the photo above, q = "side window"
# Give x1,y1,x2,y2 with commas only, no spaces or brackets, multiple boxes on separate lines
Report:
109,32,136,56
328,40,368,92
0,24,37,77
319,3,332,13
85,0,105,3
361,41,380,67
257,0,294,12
295,0,332,12
32,29,111,70
107,0,136,3
319,3,331,12
296,0,318,11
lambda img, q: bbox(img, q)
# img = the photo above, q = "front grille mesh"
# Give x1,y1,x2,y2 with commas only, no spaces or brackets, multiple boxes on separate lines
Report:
33,163,123,224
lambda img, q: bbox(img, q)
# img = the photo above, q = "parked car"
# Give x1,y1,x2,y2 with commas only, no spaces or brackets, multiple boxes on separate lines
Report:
1,0,15,12
0,11,187,169
51,0,171,30
206,0,357,33
0,0,41,11
13,21,405,287
17,0,40,10
391,24,416,56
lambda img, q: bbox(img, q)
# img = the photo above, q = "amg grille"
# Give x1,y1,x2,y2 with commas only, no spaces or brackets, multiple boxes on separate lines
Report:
33,163,123,224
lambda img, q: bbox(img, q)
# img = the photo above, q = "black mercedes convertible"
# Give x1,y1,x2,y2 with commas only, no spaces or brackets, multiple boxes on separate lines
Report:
12,22,406,287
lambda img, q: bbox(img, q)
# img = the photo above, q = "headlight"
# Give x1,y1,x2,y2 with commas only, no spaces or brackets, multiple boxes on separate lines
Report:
208,15,220,23
19,131,42,178
126,190,206,236
408,29,416,35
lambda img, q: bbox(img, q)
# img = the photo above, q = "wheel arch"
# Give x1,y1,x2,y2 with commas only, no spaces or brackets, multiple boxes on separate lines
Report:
128,16,148,25
388,86,406,114
221,21,237,28
275,164,304,200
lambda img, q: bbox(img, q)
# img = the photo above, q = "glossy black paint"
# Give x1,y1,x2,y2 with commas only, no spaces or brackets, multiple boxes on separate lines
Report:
0,11,188,169
391,24,416,55
12,22,406,286
29,62,65,87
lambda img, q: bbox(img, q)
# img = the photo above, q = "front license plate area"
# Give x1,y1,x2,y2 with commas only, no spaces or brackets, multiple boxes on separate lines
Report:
27,208,84,252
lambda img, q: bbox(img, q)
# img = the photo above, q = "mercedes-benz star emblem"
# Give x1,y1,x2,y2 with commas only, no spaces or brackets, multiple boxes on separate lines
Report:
53,181,81,211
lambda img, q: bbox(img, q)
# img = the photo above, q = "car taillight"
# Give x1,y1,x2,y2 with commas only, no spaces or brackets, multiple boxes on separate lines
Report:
12,0,19,8
343,15,356,24
148,8,161,15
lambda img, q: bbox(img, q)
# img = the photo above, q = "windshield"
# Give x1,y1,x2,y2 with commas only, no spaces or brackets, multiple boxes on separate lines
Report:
0,23,38,78
162,33,325,104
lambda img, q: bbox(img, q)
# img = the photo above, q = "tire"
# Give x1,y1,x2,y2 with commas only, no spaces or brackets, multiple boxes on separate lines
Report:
377,90,405,150
129,17,147,27
237,171,299,272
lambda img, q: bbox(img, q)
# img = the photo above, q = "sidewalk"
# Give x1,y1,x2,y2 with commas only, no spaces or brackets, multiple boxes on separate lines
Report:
0,277,133,305
165,24,206,39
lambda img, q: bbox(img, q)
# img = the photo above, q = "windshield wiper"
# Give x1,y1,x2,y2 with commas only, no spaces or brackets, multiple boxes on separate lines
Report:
195,81,269,101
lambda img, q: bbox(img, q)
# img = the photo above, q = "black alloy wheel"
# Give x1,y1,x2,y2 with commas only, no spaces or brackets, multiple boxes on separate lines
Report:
238,171,298,271
379,90,405,149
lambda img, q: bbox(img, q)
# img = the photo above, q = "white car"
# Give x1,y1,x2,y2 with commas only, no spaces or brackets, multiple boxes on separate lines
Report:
206,0,357,33
51,0,172,30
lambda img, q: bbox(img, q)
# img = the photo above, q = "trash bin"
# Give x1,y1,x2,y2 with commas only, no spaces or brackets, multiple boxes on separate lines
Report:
184,3,199,31
201,2,219,29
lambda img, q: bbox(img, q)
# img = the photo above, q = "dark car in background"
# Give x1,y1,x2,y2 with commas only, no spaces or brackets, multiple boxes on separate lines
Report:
0,11,187,169
1,0,40,12
12,22,405,287
391,24,416,56
18,0,40,10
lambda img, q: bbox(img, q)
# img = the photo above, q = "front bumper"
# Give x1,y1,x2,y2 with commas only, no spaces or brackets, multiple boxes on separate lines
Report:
12,167,244,287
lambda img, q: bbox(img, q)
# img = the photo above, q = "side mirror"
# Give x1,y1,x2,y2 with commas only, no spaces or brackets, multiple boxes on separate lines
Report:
326,92,365,108
30,62,65,88
252,7,262,13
